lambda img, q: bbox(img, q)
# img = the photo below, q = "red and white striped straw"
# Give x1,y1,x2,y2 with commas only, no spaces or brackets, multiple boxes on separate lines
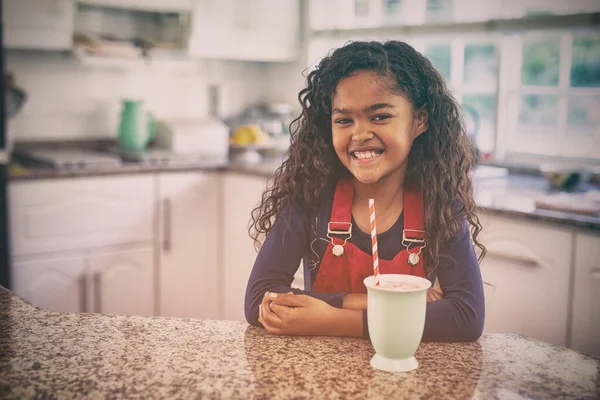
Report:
369,198,380,286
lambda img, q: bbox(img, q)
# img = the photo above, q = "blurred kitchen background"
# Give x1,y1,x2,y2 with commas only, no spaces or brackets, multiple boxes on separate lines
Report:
1,1,599,357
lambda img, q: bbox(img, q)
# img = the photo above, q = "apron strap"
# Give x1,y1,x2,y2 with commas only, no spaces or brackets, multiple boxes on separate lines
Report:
403,182,425,241
329,178,353,229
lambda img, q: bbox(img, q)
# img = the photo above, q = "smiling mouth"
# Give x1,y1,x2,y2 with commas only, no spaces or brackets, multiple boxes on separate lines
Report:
350,149,384,160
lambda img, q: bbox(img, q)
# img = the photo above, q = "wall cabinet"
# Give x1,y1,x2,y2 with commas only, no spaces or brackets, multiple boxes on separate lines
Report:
3,0,75,50
189,0,299,62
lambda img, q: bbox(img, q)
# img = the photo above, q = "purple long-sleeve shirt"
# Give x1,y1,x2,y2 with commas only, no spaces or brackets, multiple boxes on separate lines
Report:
244,184,485,342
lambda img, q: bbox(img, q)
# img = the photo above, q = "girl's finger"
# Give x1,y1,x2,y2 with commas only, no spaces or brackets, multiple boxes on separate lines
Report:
262,293,285,327
268,292,307,307
270,302,291,319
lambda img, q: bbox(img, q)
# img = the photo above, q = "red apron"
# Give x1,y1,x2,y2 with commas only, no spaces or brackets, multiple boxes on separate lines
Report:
312,178,426,294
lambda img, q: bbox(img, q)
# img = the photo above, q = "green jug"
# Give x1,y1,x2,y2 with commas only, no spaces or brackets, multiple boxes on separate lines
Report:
117,99,155,153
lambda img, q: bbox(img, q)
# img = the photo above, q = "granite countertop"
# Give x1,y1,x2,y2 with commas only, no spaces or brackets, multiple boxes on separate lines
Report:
1,287,598,399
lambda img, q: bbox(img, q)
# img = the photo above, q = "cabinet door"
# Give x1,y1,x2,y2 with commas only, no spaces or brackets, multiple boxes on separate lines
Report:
3,0,74,50
158,172,220,319
189,0,298,62
222,173,268,321
11,252,87,313
89,246,154,316
571,232,600,357
9,175,154,256
478,214,572,346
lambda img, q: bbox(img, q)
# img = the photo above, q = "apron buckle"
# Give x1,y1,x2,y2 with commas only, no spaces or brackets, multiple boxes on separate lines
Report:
327,222,352,257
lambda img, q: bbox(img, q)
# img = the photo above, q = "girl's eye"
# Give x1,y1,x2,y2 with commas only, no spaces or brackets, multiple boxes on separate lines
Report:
334,119,352,125
372,114,391,122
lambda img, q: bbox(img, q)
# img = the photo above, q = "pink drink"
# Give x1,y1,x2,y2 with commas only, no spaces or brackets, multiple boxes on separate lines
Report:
379,281,421,291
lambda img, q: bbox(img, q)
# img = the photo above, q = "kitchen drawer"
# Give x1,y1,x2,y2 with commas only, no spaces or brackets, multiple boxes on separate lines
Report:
9,175,155,256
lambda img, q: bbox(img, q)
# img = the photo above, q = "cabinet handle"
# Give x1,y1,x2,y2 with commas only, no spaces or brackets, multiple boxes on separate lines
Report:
93,273,101,314
79,275,87,313
163,198,172,252
486,251,542,268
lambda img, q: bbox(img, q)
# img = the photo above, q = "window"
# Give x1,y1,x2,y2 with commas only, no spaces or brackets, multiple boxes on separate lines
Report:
307,1,600,163
503,31,600,160
420,38,499,157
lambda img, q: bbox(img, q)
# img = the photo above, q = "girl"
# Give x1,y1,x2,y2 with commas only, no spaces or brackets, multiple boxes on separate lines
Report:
244,40,486,342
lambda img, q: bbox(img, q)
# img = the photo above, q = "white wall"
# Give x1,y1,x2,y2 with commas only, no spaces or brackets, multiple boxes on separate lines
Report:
7,50,267,141
263,60,307,113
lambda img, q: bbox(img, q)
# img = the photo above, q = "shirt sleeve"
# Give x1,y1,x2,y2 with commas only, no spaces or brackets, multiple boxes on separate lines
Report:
244,202,347,327
362,217,485,342
422,217,485,341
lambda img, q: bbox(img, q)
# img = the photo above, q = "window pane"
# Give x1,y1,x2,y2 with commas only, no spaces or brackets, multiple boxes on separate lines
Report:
384,0,402,14
521,38,560,86
424,43,451,82
571,36,600,87
518,94,558,134
567,95,600,136
354,0,369,17
464,43,497,86
382,0,404,25
426,0,453,22
462,94,496,153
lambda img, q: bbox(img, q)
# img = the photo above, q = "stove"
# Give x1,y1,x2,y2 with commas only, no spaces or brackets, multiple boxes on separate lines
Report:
16,149,123,171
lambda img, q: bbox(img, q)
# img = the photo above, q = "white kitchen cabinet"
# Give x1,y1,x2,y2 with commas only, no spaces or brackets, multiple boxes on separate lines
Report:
77,0,193,12
222,173,268,321
570,232,600,357
189,0,299,62
3,0,75,51
478,213,572,346
9,175,155,316
9,176,154,256
11,252,87,313
158,172,220,320
89,246,155,316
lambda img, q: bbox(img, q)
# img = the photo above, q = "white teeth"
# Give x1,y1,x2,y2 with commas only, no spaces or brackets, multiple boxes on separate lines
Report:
353,150,380,159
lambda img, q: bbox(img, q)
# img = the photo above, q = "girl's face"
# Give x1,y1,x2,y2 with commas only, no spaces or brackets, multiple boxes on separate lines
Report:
331,70,428,186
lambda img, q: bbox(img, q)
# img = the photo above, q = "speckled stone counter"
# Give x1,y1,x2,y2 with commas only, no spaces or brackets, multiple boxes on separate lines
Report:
1,287,597,399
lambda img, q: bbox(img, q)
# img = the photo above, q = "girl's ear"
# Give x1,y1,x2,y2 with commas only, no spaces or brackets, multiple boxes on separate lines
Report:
414,104,429,138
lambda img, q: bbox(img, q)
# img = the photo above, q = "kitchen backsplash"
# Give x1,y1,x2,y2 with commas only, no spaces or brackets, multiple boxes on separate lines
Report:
6,50,268,141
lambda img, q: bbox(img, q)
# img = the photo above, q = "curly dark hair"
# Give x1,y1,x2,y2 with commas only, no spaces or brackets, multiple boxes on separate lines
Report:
250,40,486,274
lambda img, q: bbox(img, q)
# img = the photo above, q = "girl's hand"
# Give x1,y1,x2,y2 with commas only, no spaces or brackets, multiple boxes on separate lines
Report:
258,292,339,336
427,281,444,302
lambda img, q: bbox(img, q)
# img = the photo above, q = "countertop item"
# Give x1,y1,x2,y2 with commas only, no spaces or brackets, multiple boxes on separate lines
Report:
0,286,597,399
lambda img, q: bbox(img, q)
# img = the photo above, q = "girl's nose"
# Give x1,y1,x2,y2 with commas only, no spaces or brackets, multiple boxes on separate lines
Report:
352,127,374,143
